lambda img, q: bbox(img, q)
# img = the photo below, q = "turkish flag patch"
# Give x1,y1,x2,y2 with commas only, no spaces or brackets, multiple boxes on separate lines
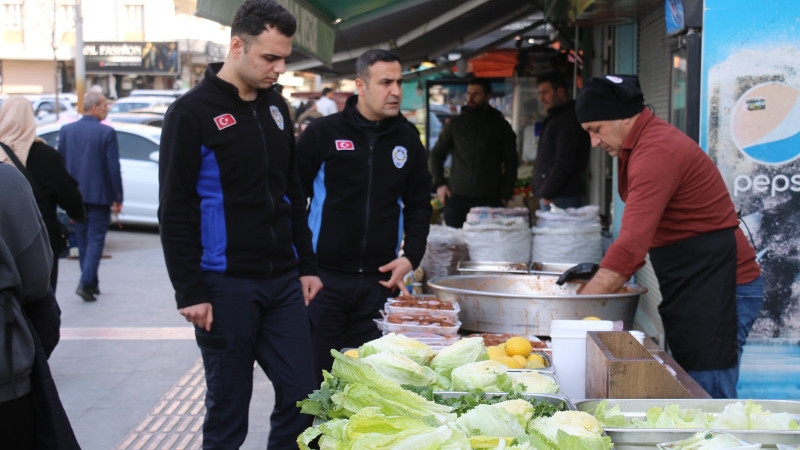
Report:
213,113,237,130
335,140,355,151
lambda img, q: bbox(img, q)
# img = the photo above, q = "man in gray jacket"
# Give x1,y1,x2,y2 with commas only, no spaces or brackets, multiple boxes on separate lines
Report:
429,78,518,227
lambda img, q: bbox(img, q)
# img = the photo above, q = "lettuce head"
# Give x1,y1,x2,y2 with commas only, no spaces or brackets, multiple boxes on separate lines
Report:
451,360,514,392
431,337,489,372
361,351,437,387
358,333,436,365
509,371,559,394
527,410,612,450
455,404,527,439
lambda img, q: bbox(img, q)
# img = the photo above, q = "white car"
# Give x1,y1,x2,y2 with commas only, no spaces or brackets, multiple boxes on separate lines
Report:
37,122,161,227
109,95,175,114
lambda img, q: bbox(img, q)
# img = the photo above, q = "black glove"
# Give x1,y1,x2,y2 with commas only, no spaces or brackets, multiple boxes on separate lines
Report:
555,263,600,285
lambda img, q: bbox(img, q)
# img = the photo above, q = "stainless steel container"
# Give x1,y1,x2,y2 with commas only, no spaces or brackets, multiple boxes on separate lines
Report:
457,261,529,275
427,274,645,335
575,399,800,448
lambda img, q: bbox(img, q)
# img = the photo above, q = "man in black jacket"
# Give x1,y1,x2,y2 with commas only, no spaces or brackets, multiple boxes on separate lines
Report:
297,49,432,378
158,1,321,447
429,78,518,227
531,71,591,209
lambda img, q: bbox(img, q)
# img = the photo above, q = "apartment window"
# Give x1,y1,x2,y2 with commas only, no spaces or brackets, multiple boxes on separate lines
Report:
124,3,143,32
1,1,23,29
56,1,76,37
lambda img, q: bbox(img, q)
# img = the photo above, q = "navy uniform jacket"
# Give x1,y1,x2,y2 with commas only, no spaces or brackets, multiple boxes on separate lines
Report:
296,95,432,272
58,115,123,206
158,63,318,309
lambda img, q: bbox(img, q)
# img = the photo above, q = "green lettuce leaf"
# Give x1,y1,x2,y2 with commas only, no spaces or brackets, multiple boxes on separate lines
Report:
593,400,632,428
450,360,515,393
358,333,436,365
361,351,437,387
454,404,527,439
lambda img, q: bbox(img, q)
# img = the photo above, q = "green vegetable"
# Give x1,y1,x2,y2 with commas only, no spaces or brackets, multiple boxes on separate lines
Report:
361,351,437,387
450,360,514,393
708,400,800,431
358,333,436,366
508,371,559,394
430,337,489,373
494,399,535,428
454,404,527,439
592,401,632,428
527,411,613,450
658,431,759,449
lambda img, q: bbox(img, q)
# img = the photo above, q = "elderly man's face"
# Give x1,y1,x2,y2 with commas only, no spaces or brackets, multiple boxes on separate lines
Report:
581,119,629,157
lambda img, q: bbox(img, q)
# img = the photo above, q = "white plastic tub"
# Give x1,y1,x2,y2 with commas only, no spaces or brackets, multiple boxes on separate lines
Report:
549,319,614,400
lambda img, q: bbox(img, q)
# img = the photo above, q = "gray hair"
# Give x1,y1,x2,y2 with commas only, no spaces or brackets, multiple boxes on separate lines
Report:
84,91,105,110
355,49,400,82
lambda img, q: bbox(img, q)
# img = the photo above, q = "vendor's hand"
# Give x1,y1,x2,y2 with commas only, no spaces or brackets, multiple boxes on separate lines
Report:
300,275,323,306
556,262,600,285
111,202,122,214
179,302,213,331
436,185,451,206
378,256,413,296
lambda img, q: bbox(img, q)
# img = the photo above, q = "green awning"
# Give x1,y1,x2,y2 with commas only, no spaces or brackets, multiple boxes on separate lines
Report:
195,0,335,66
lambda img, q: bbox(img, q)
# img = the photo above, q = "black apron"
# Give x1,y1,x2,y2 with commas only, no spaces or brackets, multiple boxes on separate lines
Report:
650,227,738,371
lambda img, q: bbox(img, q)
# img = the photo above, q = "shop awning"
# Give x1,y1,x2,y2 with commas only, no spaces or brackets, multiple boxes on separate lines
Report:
195,0,541,76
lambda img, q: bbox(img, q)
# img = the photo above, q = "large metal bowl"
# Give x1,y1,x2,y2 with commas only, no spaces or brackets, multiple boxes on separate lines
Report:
427,274,646,336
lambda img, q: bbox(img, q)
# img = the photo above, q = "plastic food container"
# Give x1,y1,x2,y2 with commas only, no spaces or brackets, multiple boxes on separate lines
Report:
373,318,461,337
384,302,461,320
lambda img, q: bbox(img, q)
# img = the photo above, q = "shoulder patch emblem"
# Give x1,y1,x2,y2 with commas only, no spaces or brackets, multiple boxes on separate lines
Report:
213,113,236,130
392,146,408,168
335,140,355,151
270,105,285,130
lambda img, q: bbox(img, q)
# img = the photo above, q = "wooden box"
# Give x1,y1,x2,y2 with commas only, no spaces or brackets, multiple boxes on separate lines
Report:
585,331,694,399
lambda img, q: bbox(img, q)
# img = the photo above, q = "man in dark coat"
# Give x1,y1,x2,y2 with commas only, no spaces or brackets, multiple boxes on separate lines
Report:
429,78,518,227
531,71,591,209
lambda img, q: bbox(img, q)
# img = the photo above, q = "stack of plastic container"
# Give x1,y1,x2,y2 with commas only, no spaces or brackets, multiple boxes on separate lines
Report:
374,295,461,349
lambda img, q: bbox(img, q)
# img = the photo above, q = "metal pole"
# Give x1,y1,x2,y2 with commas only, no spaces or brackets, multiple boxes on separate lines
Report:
75,0,85,113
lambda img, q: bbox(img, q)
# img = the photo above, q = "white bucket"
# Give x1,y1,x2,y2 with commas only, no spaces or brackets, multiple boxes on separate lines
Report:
550,319,614,400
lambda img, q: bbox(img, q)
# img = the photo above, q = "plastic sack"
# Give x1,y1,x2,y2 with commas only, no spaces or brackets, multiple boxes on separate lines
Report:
535,205,600,228
463,218,532,264
419,225,469,288
531,223,603,264
466,207,530,225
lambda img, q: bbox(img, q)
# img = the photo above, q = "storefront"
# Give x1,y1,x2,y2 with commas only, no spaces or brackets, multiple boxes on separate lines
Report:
83,41,181,98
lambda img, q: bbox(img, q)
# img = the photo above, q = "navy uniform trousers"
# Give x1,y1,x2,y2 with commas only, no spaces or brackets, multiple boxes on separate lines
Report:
195,270,316,449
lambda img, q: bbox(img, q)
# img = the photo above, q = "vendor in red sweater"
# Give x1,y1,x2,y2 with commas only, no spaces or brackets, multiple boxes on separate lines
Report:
574,75,761,398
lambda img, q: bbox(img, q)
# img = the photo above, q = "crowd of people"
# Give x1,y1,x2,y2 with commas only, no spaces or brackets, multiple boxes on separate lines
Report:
0,0,765,448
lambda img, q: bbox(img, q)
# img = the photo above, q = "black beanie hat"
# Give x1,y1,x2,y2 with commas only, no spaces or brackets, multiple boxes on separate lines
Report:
575,74,645,123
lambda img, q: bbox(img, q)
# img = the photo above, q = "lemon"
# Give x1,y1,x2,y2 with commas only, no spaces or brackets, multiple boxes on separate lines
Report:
486,346,506,360
527,353,546,365
523,360,545,369
512,354,528,367
343,349,359,358
498,342,507,351
583,316,602,320
505,336,532,357
497,355,522,369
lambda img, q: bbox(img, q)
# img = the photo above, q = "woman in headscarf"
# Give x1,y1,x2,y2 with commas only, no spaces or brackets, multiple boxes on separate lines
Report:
0,96,86,291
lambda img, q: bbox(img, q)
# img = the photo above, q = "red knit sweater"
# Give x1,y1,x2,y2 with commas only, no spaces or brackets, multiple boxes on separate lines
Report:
601,109,760,283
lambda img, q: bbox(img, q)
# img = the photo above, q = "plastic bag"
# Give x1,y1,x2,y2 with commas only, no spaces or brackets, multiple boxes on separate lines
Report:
419,225,469,288
463,218,532,264
531,223,603,264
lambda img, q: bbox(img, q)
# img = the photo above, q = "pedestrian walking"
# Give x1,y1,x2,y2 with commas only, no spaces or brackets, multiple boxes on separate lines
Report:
59,91,122,302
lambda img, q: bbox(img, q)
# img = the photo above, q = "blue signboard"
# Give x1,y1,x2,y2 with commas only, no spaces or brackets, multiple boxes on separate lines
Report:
664,0,686,35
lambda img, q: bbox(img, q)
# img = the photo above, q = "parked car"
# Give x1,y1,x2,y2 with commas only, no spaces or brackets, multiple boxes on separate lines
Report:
109,95,175,114
107,111,164,127
129,89,186,98
37,122,161,227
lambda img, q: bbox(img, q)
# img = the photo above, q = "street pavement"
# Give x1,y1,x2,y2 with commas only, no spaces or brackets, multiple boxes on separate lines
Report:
50,227,275,449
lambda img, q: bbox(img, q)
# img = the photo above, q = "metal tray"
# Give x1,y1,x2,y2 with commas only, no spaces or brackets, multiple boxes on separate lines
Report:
575,399,800,447
435,391,574,411
457,261,529,274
